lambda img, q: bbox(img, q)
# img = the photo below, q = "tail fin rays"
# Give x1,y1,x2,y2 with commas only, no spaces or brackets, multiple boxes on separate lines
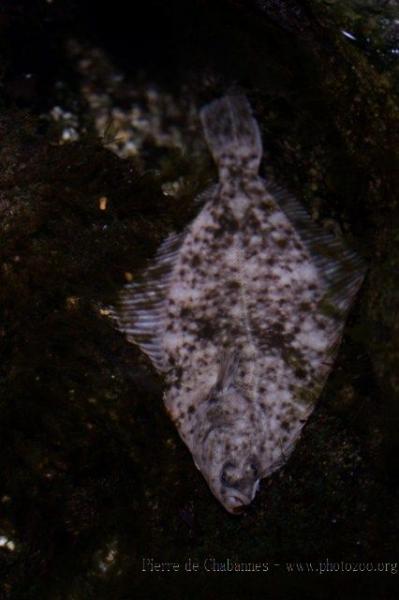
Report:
200,95,262,172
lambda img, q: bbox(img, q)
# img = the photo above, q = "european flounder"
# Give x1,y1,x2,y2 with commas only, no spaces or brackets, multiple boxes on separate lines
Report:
112,95,365,514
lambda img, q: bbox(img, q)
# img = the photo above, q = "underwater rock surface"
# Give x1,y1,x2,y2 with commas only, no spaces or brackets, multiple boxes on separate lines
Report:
0,1,398,598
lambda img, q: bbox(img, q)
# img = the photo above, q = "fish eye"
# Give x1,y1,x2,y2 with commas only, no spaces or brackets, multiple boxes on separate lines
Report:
221,462,237,487
248,463,258,477
246,458,260,478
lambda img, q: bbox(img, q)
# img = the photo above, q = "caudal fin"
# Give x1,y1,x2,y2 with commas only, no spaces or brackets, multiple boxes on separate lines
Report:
200,95,263,170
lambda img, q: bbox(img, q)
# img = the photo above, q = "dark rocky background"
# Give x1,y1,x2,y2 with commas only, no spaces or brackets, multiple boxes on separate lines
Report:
0,0,398,598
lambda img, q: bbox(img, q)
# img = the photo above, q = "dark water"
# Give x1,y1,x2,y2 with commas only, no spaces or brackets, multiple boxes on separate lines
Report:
0,1,398,598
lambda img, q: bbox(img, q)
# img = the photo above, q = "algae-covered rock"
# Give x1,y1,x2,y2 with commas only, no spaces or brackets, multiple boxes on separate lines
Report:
0,1,398,599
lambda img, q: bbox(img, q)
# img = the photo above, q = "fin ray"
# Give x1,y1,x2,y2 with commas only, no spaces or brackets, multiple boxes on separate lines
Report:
265,181,366,313
111,231,186,372
200,95,262,169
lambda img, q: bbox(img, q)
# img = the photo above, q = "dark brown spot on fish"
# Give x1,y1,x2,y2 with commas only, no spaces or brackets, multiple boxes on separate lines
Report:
299,302,311,312
295,367,307,379
190,254,201,267
196,318,215,340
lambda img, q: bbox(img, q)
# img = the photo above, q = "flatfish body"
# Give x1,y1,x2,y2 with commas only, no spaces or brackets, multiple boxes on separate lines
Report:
113,95,365,513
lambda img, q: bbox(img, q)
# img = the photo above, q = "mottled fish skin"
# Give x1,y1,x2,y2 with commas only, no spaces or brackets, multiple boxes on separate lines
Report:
113,95,365,514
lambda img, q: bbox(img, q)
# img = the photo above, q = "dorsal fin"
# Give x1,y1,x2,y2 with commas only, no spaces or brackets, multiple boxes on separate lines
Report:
266,181,366,314
110,231,186,372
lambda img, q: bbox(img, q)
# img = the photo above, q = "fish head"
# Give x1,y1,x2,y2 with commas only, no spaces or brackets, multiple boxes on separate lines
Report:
192,384,264,514
198,422,263,514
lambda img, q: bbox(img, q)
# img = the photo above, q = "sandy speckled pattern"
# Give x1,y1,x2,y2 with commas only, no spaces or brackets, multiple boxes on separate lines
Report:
114,95,365,513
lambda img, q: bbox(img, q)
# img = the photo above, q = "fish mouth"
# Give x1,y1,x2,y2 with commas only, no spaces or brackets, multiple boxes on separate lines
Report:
225,492,251,515
224,480,260,514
